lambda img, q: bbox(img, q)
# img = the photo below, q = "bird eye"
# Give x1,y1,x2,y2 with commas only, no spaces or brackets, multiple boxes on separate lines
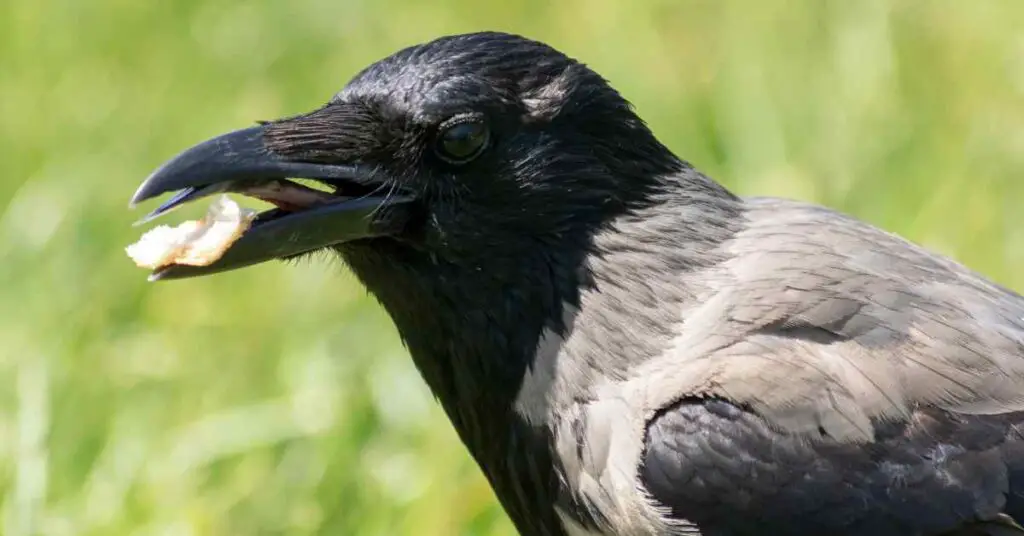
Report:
435,119,489,164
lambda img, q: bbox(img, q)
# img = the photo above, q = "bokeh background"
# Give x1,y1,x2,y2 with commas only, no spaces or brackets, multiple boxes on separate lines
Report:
2,1,1023,534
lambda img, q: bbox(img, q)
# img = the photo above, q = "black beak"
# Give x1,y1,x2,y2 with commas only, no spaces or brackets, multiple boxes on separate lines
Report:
129,124,413,281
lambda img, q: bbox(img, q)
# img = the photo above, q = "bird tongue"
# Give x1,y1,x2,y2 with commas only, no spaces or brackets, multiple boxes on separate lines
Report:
133,178,341,227
241,179,338,212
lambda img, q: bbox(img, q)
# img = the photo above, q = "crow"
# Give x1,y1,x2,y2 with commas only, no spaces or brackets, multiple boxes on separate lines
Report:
129,31,1024,536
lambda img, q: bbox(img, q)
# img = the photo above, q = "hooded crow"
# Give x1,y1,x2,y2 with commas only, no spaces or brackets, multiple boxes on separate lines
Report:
129,32,1024,536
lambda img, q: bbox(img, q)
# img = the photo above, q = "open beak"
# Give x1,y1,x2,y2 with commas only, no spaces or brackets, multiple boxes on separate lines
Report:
129,124,413,281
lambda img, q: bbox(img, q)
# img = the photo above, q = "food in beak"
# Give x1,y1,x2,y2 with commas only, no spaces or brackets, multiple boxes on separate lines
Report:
126,194,258,269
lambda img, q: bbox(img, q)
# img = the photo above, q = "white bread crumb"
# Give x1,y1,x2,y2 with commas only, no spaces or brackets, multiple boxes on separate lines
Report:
126,195,258,269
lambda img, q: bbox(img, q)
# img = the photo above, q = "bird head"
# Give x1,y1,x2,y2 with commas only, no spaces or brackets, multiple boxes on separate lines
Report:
130,32,685,281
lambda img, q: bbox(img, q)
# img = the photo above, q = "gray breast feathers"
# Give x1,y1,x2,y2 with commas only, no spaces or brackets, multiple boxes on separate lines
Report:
540,196,1024,535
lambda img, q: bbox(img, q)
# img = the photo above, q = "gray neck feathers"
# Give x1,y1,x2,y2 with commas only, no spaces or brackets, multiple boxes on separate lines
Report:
341,167,743,534
516,170,744,427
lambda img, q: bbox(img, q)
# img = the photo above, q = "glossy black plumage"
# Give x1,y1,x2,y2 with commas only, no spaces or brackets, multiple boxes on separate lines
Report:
643,399,1024,535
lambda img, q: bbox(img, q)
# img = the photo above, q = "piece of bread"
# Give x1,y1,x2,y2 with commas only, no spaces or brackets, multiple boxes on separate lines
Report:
126,195,258,269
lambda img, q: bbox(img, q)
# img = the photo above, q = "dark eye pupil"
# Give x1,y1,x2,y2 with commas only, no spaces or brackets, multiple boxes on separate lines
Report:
438,121,487,162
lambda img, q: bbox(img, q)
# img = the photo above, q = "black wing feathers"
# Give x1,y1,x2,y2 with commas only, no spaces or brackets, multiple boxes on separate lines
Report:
641,398,1024,536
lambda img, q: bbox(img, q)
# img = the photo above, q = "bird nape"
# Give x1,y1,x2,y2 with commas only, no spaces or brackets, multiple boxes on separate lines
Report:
128,31,1024,536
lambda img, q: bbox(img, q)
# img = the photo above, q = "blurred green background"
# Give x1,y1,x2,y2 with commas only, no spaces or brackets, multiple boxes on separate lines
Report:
2,0,1022,534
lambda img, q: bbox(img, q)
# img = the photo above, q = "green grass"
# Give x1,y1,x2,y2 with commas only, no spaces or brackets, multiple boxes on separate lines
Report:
2,1,1022,534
